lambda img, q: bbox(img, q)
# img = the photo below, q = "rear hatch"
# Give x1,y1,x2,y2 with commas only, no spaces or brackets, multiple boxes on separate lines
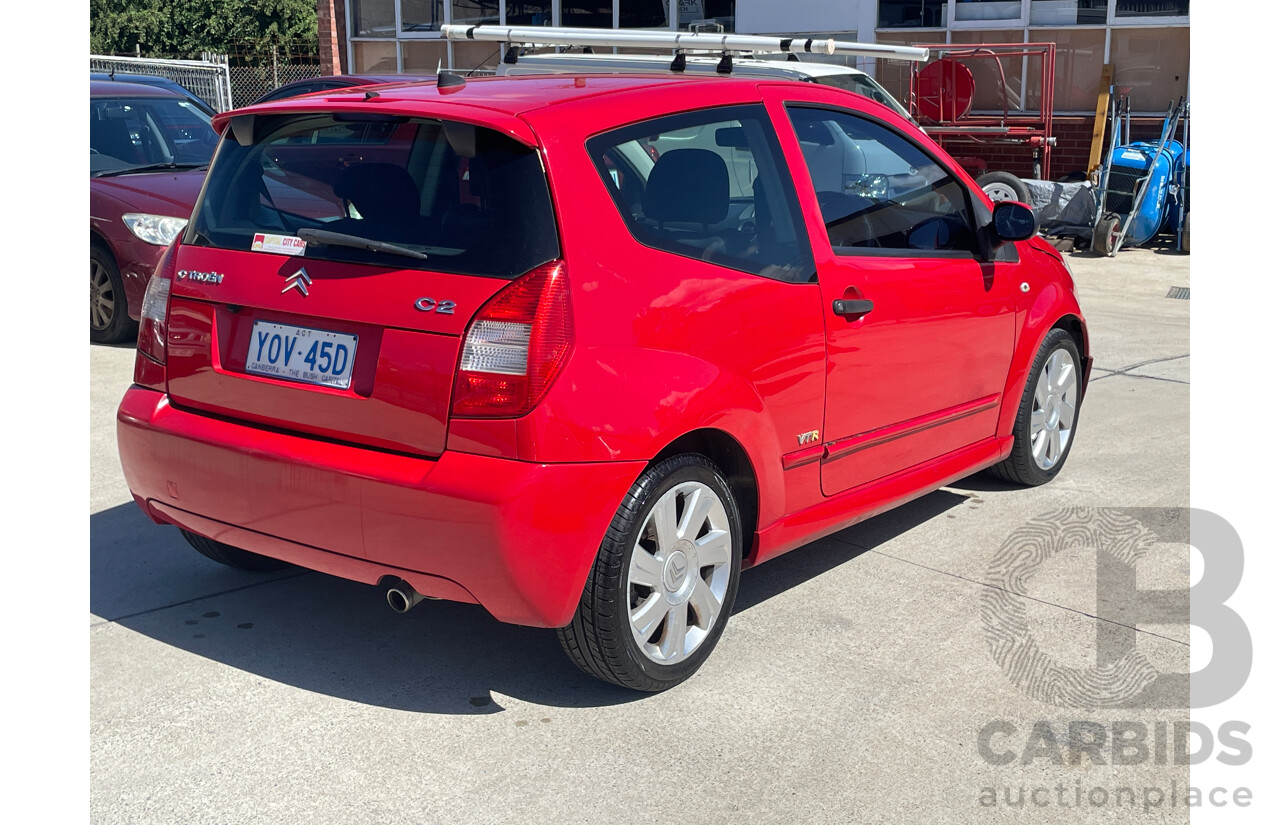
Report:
168,109,560,457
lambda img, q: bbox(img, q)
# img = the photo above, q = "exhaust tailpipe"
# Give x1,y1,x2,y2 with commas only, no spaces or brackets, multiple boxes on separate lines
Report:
386,579,426,613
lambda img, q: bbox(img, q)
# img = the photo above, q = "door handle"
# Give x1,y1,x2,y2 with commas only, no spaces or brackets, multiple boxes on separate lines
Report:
832,298,874,318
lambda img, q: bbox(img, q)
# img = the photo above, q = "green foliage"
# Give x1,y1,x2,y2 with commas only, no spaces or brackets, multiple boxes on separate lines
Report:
90,0,319,58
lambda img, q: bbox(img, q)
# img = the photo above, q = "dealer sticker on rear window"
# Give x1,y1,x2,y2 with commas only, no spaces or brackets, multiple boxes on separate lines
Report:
251,233,308,256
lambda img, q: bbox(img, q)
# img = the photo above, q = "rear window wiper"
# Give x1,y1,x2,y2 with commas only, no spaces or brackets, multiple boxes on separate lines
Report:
93,162,208,178
296,227,429,261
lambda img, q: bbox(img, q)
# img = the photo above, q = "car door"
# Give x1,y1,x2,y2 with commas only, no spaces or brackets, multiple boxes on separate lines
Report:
763,88,1020,496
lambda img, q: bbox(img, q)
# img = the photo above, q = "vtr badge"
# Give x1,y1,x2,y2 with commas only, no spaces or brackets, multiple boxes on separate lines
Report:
798,430,820,446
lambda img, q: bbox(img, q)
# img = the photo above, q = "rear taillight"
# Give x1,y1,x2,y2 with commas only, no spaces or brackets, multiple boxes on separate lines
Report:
137,239,179,366
451,261,573,418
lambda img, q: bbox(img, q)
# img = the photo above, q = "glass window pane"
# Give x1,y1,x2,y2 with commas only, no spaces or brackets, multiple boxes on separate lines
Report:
1030,0,1107,25
1112,26,1189,112
878,1,945,28
402,0,445,32
586,105,813,281
353,40,398,73
621,0,669,28
351,0,396,38
1025,28,1105,111
954,1,1022,22
504,1,552,25
451,1,500,25
1024,27,1105,111
948,30,1027,112
452,39,502,72
1116,1,1189,17
401,39,448,74
562,2,613,28
786,107,976,253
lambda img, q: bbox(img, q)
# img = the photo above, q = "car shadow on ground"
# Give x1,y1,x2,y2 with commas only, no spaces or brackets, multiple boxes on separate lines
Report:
92,487,968,714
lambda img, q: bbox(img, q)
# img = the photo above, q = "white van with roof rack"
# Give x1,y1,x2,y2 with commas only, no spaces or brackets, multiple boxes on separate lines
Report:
444,25,925,127
494,52,917,124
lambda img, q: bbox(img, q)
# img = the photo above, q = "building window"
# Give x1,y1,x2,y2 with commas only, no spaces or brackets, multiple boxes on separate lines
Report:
451,0,500,26
1115,1,1189,16
505,1,553,25
1025,27,1105,111
1111,26,1189,111
562,2,613,27
354,40,398,72
954,1,1022,23
401,39,449,73
402,0,445,32
352,0,397,38
1030,0,1107,25
621,0,670,28
879,1,946,28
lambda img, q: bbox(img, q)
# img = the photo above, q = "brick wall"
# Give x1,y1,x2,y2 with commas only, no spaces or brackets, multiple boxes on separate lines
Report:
933,116,1169,180
318,0,349,76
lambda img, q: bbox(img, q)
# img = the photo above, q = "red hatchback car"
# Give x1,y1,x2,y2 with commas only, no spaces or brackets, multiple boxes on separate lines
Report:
117,74,1089,690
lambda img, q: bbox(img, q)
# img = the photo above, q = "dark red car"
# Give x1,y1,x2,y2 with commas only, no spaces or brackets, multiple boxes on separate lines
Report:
117,74,1090,690
91,80,218,342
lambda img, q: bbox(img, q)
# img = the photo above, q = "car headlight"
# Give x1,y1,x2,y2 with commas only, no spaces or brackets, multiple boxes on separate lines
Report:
122,213,189,246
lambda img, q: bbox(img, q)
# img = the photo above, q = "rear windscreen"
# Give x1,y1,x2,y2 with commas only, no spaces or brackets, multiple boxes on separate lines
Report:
187,114,560,279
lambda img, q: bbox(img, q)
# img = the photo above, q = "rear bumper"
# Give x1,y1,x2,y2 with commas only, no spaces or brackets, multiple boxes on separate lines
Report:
117,386,645,627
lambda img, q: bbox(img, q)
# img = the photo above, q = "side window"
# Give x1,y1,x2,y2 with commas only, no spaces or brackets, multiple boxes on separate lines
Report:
786,107,977,255
587,105,814,283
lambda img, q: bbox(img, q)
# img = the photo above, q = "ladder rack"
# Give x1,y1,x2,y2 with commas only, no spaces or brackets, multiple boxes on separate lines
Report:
440,25,929,64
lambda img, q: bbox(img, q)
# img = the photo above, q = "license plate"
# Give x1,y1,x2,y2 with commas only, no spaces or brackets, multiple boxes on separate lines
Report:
246,321,358,389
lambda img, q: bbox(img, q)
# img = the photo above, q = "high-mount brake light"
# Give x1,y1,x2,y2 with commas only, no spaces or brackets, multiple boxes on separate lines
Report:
452,261,573,418
137,238,180,366
441,24,930,63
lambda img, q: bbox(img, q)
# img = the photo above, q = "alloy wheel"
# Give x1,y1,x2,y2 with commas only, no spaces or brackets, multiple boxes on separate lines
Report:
92,258,116,331
626,481,733,665
1030,348,1078,470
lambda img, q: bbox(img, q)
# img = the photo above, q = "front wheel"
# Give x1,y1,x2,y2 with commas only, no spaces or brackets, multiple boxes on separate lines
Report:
557,454,742,691
988,329,1083,486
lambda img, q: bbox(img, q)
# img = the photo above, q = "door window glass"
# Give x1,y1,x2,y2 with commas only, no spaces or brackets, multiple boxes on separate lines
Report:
786,107,977,254
587,105,814,282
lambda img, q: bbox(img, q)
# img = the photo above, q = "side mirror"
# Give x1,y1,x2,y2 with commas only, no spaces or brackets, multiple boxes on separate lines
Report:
991,200,1038,242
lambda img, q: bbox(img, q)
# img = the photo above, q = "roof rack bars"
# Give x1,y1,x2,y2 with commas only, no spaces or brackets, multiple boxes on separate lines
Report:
440,25,930,64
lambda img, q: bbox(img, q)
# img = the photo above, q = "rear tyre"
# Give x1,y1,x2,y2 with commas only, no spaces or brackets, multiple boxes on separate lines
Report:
977,171,1031,204
557,454,742,691
181,530,292,572
91,244,137,344
988,329,1082,487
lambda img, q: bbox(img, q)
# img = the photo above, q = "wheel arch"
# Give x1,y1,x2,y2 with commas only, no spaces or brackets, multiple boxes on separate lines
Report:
651,427,759,559
999,295,1089,438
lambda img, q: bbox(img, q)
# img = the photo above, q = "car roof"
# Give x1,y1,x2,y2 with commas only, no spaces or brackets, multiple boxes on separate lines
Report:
236,73,757,119
90,78,186,98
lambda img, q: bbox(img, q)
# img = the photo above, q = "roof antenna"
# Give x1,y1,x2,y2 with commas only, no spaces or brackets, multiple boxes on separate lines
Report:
437,70,467,89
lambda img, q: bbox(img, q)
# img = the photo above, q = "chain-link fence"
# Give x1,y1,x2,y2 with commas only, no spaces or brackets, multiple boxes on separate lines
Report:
93,39,323,111
223,41,322,107
90,54,234,112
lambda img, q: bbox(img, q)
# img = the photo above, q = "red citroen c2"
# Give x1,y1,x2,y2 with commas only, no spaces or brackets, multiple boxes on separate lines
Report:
117,73,1090,691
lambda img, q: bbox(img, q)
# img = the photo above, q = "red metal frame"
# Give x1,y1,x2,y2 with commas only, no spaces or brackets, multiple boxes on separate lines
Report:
910,43,1057,180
